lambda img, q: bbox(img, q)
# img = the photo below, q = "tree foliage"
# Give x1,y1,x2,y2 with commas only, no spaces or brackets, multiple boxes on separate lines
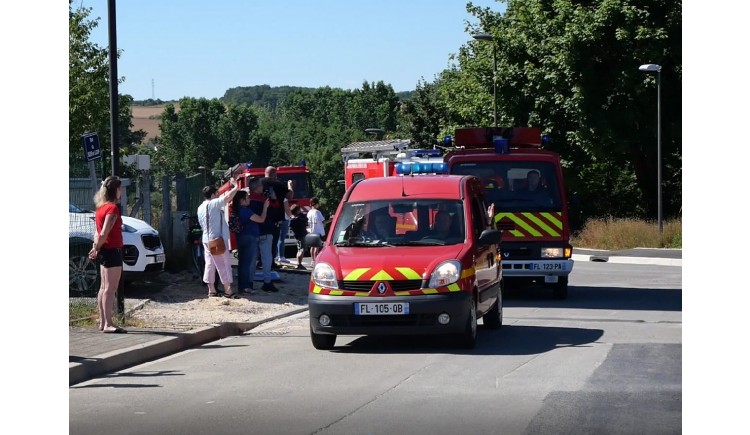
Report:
68,2,146,178
70,0,681,224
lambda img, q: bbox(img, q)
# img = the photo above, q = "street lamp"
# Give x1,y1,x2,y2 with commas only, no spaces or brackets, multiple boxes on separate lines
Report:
472,33,497,127
198,165,207,186
638,63,663,233
365,128,386,140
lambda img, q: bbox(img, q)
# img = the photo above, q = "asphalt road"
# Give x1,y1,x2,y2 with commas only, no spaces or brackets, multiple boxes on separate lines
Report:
70,260,681,434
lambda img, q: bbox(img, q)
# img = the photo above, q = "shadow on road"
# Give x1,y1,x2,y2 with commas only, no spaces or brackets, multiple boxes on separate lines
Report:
505,285,682,312
331,324,603,356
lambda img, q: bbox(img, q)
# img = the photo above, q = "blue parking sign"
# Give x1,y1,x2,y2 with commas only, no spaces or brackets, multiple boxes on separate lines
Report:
82,132,102,161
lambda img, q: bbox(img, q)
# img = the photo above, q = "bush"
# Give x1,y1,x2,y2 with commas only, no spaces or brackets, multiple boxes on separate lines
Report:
571,218,682,250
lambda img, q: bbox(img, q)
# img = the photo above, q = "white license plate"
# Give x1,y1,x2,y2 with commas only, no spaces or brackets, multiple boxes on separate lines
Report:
154,253,165,263
355,302,409,315
532,262,566,271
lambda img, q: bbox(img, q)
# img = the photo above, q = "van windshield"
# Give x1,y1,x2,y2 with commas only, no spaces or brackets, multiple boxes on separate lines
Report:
331,199,465,246
452,161,561,211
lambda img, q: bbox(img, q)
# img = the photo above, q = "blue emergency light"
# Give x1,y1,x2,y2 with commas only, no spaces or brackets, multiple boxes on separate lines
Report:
541,134,551,145
444,135,452,146
395,162,449,175
245,162,253,169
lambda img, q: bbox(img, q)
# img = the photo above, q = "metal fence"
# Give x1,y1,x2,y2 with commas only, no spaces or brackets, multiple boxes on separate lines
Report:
68,173,206,324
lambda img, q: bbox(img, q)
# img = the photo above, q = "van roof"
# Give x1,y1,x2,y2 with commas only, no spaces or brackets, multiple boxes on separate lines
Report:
347,174,472,201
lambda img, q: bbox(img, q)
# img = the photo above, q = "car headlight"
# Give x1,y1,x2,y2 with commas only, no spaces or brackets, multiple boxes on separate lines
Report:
122,223,138,233
311,263,338,289
428,260,461,288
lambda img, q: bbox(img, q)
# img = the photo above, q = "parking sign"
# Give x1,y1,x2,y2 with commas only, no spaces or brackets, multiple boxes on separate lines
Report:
82,132,102,161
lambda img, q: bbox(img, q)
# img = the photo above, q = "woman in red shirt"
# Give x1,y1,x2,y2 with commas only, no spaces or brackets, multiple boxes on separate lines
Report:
87,176,126,333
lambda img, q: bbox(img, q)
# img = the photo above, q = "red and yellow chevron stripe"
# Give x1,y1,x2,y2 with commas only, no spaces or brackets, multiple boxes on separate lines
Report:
494,211,564,238
309,267,476,296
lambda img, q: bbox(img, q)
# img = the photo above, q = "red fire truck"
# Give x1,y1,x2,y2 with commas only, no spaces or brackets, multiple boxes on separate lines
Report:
218,162,314,252
341,127,573,299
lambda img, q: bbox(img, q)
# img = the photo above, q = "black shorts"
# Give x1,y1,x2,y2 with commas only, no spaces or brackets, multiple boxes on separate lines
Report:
296,238,305,251
98,247,123,268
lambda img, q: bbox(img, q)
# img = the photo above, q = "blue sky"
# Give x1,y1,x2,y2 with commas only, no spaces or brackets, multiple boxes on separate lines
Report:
77,0,504,100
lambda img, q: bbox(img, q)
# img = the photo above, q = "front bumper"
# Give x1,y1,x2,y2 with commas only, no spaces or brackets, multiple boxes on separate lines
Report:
501,259,573,281
308,292,472,336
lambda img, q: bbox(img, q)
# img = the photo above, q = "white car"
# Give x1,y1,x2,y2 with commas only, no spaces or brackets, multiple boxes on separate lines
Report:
69,204,166,294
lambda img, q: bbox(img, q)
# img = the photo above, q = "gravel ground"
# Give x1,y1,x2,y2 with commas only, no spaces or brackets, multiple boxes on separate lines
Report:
124,268,311,330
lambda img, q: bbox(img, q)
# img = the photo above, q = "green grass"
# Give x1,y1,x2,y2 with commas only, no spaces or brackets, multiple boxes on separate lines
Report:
571,218,682,250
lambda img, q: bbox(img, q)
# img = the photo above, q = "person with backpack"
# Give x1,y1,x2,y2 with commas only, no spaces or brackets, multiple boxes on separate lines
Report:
261,166,289,267
289,203,308,270
249,177,280,292
230,189,269,294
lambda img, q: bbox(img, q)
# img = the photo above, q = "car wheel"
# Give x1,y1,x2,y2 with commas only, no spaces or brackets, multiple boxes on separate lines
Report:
553,277,568,300
483,282,503,330
456,296,477,349
310,324,336,350
69,238,100,296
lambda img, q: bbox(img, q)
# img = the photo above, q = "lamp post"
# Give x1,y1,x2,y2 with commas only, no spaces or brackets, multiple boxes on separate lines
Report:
472,33,497,127
365,128,386,140
198,166,207,186
638,63,663,233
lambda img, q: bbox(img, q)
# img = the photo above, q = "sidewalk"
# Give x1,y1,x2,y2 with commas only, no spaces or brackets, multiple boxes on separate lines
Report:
69,248,681,386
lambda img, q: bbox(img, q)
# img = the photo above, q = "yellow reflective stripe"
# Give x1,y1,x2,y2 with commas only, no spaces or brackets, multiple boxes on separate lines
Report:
495,212,532,237
344,268,370,281
524,212,560,237
396,267,421,280
312,285,321,293
541,212,563,230
422,288,439,294
328,290,345,296
461,268,475,279
447,283,461,291
371,270,395,280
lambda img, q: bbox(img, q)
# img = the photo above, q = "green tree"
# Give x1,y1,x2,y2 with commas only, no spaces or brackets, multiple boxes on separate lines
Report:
419,0,681,221
69,2,146,177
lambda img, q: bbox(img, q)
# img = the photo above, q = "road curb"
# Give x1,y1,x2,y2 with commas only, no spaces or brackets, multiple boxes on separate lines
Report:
571,253,681,267
69,307,309,386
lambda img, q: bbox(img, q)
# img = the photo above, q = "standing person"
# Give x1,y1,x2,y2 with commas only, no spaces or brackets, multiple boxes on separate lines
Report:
88,176,127,333
249,177,279,292
289,203,308,270
307,197,326,265
231,189,269,294
197,177,239,298
261,166,289,266
276,187,294,264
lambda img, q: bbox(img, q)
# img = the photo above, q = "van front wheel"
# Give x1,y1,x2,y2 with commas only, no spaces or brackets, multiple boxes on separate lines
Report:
310,325,336,350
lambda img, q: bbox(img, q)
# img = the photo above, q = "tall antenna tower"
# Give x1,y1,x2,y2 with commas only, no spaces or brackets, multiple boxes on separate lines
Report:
151,79,155,100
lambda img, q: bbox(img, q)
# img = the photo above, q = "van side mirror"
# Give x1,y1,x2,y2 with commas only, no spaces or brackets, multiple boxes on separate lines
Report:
478,229,501,246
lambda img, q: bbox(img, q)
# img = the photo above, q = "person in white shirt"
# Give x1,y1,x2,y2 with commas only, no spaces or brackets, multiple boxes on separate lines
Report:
197,177,239,298
306,197,326,265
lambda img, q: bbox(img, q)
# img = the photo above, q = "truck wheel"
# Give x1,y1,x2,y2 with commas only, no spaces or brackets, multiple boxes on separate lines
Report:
483,283,503,330
310,325,336,350
553,277,568,300
456,297,477,349
69,238,100,296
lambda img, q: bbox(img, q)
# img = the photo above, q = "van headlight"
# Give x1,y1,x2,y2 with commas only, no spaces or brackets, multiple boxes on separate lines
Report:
312,263,338,289
428,260,461,288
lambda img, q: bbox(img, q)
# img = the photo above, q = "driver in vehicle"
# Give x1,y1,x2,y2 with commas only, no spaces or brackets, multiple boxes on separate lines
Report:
426,211,453,240
363,212,396,241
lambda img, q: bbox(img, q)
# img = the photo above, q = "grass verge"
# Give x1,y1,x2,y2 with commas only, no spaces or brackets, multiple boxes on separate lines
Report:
571,218,681,250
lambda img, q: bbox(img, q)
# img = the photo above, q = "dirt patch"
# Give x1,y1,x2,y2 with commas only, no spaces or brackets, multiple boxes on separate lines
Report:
127,269,311,330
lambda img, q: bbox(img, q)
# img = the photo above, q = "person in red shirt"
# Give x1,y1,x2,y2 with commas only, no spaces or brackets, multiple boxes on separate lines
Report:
88,176,126,333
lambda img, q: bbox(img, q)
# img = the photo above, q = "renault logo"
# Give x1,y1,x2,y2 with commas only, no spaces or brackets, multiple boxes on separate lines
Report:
503,252,509,258
377,282,387,294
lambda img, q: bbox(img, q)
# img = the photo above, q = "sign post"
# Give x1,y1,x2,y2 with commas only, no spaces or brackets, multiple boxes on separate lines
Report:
82,132,103,195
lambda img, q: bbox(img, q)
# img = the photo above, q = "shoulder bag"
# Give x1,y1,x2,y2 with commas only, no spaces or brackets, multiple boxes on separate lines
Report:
206,202,226,255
